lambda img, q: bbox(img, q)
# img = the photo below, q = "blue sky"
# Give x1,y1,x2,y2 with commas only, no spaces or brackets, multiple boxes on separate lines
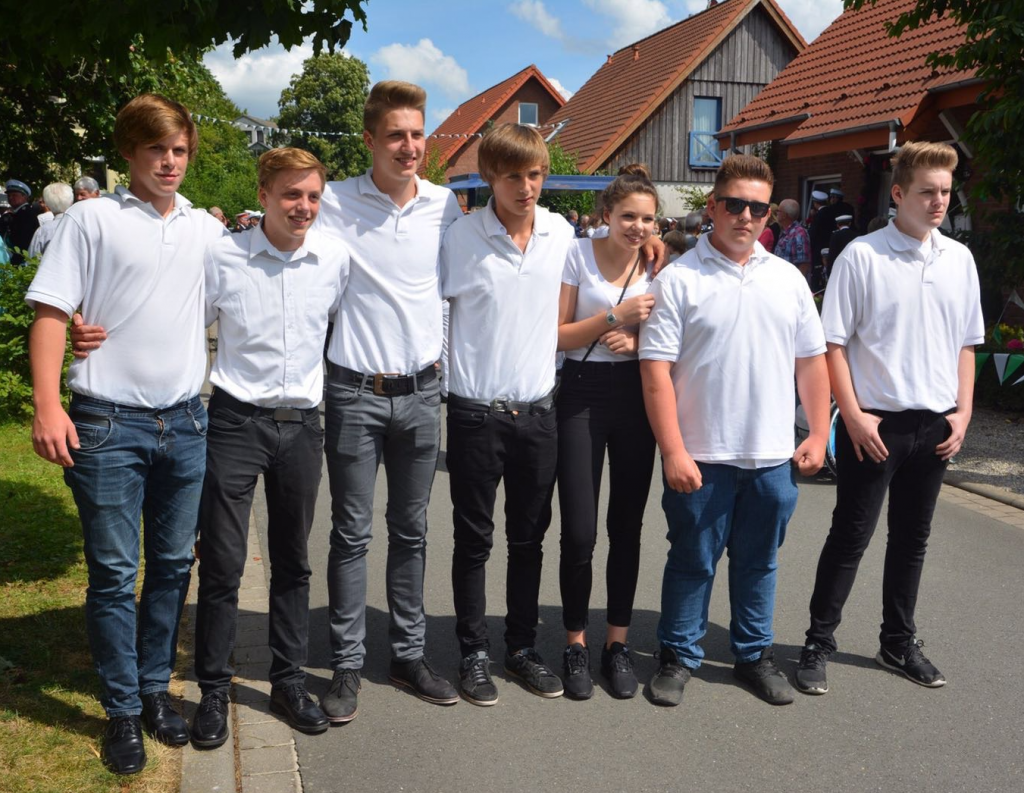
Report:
204,0,845,129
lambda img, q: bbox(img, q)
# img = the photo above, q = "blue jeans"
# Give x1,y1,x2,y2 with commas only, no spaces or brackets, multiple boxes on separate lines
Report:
658,461,798,669
64,393,207,717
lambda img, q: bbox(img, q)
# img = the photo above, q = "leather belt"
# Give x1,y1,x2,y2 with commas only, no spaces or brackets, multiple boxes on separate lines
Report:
448,392,555,416
210,389,317,423
329,363,437,397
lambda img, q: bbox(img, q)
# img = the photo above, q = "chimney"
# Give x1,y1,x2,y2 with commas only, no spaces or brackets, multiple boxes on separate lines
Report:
606,54,612,64
632,45,639,62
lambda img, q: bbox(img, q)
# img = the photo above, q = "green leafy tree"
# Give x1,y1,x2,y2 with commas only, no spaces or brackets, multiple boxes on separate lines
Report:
0,1,368,184
423,145,450,186
277,54,372,181
538,140,596,218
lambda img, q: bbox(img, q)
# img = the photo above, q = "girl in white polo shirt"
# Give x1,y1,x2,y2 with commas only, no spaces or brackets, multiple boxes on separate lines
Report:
555,165,658,700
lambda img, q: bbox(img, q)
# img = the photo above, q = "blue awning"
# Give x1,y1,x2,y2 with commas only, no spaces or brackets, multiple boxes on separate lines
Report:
446,173,615,192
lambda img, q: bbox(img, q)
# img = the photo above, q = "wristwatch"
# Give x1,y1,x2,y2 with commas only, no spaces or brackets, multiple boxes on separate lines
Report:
605,310,617,326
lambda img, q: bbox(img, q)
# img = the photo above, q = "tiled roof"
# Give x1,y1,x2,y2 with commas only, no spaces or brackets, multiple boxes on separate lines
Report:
424,65,566,167
718,0,981,151
548,0,805,172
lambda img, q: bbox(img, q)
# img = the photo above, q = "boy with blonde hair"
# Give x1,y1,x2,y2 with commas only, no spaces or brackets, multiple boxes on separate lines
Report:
795,142,984,695
27,94,227,774
442,124,575,705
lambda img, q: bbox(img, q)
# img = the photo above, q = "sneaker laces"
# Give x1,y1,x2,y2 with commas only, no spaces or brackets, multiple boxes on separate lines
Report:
516,648,558,680
610,646,634,674
565,646,589,676
904,638,931,666
462,654,492,686
656,649,689,681
799,644,829,671
745,654,783,680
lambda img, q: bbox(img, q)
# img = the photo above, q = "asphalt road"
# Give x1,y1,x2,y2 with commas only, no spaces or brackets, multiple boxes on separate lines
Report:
252,436,1024,793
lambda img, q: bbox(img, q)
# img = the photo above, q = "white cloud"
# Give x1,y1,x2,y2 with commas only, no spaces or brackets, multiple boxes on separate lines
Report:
372,39,470,100
509,0,565,40
547,77,574,100
431,107,455,125
777,0,844,42
584,0,673,48
203,40,315,120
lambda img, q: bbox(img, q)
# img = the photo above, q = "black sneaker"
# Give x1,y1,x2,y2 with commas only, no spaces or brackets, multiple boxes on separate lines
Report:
875,637,946,687
647,646,691,706
794,642,830,695
459,651,498,706
504,648,564,698
389,656,459,705
270,682,329,734
733,647,795,705
601,642,639,699
102,715,146,775
191,691,230,748
321,669,360,723
562,644,594,700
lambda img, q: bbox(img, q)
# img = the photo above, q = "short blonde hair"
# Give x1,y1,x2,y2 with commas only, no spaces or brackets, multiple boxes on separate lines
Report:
713,154,774,194
258,147,327,189
114,94,198,160
364,81,427,134
891,141,958,190
477,124,549,185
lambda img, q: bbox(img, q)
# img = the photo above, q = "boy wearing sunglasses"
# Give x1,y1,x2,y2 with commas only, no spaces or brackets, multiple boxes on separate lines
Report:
639,155,831,707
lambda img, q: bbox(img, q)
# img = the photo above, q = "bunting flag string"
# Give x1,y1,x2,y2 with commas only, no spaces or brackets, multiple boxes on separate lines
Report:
977,352,1024,386
191,113,564,140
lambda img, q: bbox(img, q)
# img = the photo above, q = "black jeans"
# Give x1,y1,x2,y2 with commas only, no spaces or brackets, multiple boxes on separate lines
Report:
447,396,558,658
806,409,952,653
556,359,655,632
194,390,324,694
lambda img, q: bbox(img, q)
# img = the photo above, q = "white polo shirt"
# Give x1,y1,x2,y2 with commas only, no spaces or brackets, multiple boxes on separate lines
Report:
25,187,227,408
441,200,575,402
640,234,826,468
822,223,984,413
562,237,652,362
206,225,349,409
317,170,462,374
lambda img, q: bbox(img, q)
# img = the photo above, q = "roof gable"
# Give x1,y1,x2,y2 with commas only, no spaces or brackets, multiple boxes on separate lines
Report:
425,64,566,166
719,0,982,155
549,0,805,172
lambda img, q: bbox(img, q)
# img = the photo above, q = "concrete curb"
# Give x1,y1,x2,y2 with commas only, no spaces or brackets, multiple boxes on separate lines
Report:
180,513,301,793
944,474,1024,511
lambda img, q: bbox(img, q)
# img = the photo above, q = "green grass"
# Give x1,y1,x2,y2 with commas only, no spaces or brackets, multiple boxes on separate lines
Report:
0,423,180,793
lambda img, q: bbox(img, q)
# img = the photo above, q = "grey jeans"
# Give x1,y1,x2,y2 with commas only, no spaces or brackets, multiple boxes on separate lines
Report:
324,368,442,670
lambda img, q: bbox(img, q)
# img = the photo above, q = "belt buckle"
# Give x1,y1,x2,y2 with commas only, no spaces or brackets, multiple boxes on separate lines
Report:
272,408,303,422
373,372,402,396
490,398,510,413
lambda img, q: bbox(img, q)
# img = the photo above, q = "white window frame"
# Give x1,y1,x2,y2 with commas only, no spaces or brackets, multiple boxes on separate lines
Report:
518,102,539,126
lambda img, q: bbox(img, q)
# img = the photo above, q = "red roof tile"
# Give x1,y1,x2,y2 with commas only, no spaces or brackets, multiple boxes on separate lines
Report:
719,0,981,150
425,65,566,167
548,0,805,172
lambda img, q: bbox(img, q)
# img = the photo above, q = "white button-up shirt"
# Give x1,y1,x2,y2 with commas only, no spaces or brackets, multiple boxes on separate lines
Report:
317,170,462,375
640,234,826,467
442,200,576,402
26,186,227,408
206,225,349,409
822,222,985,413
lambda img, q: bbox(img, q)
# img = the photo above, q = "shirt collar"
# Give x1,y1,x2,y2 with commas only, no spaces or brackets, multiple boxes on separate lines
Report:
357,168,429,206
883,221,948,255
482,197,551,238
113,184,192,214
247,221,316,263
695,232,769,270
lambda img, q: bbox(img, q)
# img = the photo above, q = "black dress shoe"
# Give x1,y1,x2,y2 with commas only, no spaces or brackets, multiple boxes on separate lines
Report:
389,656,459,704
270,683,329,734
141,691,190,746
102,715,147,775
191,692,230,748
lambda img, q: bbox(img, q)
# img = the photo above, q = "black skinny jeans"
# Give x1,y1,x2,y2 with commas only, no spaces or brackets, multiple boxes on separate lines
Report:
556,359,656,632
194,390,324,694
806,408,952,653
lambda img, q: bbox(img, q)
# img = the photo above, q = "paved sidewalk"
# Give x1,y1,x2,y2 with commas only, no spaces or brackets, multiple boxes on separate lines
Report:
179,474,1024,793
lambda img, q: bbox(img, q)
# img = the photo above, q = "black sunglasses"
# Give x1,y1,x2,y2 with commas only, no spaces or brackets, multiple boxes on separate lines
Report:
716,196,771,218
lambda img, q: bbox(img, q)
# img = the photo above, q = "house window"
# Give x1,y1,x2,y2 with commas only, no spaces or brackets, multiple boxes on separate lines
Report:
689,97,723,169
519,102,539,126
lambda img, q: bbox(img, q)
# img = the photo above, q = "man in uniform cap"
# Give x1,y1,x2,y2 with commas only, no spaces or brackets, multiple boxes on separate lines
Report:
1,179,43,264
827,213,858,276
808,189,837,290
